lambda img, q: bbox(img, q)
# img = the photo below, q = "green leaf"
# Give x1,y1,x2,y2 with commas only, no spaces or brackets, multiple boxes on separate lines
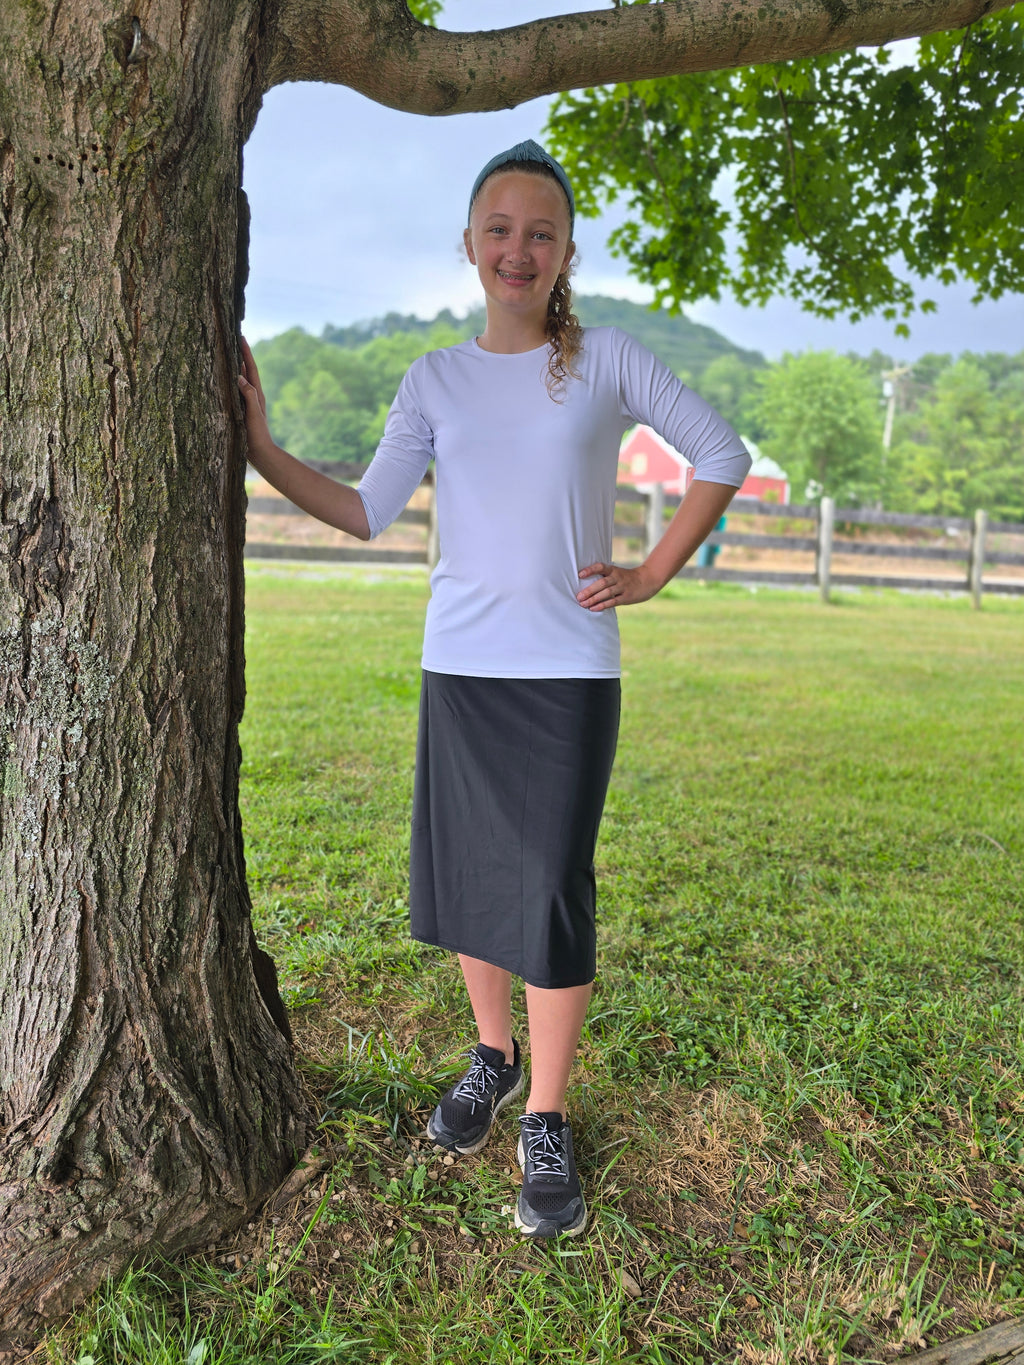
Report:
406,0,443,25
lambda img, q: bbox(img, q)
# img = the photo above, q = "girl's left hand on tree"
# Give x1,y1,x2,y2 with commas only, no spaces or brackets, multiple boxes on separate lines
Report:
576,562,659,612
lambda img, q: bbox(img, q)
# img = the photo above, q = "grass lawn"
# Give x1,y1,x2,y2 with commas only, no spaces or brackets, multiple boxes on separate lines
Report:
55,572,1023,1364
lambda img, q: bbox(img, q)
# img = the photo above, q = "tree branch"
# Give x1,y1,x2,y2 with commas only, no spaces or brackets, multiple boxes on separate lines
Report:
771,75,815,247
265,0,1016,112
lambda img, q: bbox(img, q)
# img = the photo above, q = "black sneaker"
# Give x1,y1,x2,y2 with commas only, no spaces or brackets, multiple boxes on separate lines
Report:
426,1040,523,1155
515,1111,587,1238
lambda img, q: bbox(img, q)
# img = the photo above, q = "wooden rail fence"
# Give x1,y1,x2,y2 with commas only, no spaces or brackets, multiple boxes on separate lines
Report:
244,463,1024,606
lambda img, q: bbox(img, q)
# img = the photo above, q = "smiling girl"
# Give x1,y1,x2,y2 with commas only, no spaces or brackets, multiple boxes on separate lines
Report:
238,139,751,1238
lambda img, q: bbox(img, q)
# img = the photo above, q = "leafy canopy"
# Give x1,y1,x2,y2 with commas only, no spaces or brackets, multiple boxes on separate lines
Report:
545,8,1024,333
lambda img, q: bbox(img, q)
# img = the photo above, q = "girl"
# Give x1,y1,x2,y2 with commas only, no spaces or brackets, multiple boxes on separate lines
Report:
238,139,751,1239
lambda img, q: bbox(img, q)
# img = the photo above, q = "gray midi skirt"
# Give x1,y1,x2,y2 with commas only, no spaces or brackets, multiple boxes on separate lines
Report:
409,670,620,989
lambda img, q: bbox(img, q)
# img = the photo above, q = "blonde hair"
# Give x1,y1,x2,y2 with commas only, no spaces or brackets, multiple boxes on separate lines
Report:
471,161,583,400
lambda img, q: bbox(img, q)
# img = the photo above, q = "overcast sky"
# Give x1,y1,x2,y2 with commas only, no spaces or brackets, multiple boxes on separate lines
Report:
241,0,1022,363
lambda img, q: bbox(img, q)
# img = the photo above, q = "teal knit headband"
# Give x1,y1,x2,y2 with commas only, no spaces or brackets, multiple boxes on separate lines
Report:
468,139,575,234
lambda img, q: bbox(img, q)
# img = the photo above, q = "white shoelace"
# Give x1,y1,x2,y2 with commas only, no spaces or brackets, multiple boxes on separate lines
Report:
451,1053,499,1107
520,1115,568,1180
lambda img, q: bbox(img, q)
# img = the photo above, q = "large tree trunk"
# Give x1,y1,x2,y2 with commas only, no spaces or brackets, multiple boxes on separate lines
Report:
0,1,307,1344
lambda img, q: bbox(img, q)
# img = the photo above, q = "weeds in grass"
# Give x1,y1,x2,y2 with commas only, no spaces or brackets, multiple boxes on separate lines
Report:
319,1026,437,1138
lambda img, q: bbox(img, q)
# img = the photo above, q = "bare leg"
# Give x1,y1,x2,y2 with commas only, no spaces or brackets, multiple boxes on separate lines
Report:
458,954,514,1064
524,981,593,1118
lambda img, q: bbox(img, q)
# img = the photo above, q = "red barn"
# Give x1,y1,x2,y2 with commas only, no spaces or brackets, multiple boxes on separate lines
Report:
618,427,789,503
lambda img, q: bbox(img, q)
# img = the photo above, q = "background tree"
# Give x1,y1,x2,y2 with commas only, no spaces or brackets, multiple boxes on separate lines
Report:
698,352,766,438
1,0,1017,1344
753,351,885,502
258,326,462,463
885,355,1024,517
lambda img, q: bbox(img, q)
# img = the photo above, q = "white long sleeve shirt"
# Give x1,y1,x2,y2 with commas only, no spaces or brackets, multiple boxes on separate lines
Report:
357,326,751,678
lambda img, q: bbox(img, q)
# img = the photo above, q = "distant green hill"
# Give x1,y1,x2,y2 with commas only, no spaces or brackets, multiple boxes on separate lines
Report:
572,296,764,378
320,294,764,380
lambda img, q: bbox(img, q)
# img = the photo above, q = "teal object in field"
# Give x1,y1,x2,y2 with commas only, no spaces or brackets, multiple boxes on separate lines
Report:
696,515,727,569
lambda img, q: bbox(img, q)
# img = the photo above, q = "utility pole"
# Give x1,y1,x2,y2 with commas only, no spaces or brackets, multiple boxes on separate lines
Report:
880,365,911,505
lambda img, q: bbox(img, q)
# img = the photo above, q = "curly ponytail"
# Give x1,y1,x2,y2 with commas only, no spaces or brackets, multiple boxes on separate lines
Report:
544,267,583,401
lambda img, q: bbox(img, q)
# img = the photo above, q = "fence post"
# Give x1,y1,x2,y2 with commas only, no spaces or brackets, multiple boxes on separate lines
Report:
816,496,835,603
968,508,988,609
426,474,440,570
645,482,665,560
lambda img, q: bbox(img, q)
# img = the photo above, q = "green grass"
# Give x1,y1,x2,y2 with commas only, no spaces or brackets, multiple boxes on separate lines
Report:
53,572,1024,1364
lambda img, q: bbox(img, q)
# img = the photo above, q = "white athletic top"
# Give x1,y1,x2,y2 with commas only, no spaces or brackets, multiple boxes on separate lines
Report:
357,326,751,678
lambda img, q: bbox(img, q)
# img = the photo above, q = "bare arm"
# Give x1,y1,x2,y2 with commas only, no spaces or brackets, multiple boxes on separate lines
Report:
237,337,370,542
577,479,738,612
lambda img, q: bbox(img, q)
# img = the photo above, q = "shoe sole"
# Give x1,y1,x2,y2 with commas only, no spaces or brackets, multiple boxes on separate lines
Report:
427,1070,524,1156
514,1199,587,1238
515,1135,587,1237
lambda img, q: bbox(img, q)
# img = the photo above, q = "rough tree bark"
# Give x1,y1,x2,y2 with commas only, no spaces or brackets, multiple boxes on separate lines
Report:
0,0,306,1347
0,0,1012,1347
